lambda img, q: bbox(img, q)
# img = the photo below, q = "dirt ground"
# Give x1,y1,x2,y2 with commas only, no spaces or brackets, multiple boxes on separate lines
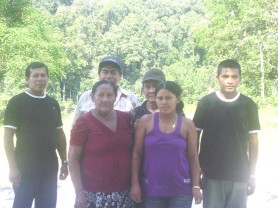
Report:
1,109,278,207
1,129,278,208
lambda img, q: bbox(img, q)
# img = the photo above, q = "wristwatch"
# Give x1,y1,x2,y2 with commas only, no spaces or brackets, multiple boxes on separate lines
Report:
62,160,68,166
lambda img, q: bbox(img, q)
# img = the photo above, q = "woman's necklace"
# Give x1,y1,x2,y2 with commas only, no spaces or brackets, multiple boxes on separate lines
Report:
159,115,177,129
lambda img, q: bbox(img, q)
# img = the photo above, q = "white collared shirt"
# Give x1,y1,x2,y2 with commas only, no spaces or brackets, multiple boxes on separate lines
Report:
72,87,140,125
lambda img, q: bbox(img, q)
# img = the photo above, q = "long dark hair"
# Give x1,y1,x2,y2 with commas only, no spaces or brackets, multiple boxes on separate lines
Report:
155,81,184,114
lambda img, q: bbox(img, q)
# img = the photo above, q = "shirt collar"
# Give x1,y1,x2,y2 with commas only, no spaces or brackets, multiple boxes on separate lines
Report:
25,91,46,98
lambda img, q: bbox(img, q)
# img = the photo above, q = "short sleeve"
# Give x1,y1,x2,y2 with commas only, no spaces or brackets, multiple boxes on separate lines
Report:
193,99,206,130
70,116,89,146
4,97,18,128
55,101,63,128
248,99,261,132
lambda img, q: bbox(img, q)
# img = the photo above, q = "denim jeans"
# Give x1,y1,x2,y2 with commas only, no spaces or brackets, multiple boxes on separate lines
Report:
13,172,57,208
143,195,193,208
203,177,247,208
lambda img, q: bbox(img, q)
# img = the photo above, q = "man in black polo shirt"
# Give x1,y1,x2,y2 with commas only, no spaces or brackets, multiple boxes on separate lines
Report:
4,62,68,208
193,59,260,208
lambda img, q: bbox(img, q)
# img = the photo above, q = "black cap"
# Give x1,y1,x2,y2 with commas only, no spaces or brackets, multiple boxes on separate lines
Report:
142,68,165,83
98,56,123,74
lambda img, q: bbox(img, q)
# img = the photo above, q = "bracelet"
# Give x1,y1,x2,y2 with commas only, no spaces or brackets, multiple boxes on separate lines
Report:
62,160,68,166
192,186,201,190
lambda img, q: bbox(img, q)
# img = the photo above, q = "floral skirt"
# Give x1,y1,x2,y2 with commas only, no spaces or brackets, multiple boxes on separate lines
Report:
85,189,134,208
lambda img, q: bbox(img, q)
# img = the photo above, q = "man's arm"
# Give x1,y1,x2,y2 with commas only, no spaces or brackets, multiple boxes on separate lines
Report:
247,133,259,195
4,127,21,186
57,128,68,180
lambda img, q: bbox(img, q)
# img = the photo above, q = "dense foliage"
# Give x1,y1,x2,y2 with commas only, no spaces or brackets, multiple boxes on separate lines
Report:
0,0,277,120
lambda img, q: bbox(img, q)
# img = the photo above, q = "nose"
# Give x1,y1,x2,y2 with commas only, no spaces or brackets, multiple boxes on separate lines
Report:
227,77,233,84
150,86,155,92
106,72,113,79
38,75,44,80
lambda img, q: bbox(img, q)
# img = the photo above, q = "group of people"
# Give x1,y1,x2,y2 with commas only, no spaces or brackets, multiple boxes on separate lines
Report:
4,56,260,208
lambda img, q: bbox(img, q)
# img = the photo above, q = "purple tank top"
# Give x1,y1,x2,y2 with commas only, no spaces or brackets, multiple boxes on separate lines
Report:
142,112,192,197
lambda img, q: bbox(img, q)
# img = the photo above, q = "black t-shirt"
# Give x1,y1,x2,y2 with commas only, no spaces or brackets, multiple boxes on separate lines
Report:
193,92,260,182
4,92,63,174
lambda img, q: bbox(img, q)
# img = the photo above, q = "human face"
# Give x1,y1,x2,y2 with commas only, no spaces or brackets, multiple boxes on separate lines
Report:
92,83,116,113
98,65,121,85
156,89,180,115
26,67,49,96
142,80,159,103
217,67,241,98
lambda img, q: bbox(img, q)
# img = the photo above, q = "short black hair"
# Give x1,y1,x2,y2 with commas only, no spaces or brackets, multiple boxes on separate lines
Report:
91,80,117,97
25,62,49,78
217,59,241,77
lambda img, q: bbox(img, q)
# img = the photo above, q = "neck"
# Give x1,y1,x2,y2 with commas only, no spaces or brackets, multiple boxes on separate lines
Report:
159,112,178,129
220,91,238,99
93,109,115,120
146,101,158,113
28,90,45,96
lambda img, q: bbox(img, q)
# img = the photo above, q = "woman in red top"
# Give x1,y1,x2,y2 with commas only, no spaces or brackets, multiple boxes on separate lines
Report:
69,80,134,208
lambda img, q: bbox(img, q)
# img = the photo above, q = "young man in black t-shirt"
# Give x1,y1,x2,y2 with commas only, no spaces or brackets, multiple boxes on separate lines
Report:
193,59,260,208
4,62,68,208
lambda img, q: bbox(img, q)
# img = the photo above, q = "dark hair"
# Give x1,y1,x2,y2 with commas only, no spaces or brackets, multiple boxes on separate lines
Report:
25,62,49,78
98,62,121,75
217,59,241,77
91,80,117,96
155,81,184,114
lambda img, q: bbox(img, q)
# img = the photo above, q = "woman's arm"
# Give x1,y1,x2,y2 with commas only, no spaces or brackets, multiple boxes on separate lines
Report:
130,115,149,203
68,145,87,208
185,118,203,204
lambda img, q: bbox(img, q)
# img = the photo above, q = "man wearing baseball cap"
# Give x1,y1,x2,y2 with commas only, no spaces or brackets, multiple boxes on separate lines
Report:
129,68,165,130
73,56,140,124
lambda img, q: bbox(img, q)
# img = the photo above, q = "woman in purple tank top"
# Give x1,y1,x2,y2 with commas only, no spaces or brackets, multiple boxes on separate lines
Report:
131,81,203,208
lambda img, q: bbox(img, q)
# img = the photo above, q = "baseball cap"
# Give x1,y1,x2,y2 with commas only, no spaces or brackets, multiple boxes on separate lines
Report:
142,68,165,83
98,56,123,74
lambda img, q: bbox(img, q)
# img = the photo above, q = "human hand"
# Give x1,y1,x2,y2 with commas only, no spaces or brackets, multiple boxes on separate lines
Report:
193,188,203,204
74,190,88,208
247,176,256,195
59,165,69,180
130,183,142,203
9,167,21,186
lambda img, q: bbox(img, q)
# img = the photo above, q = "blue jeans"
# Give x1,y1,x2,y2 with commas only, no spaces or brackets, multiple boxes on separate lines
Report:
203,177,247,208
143,195,193,208
13,171,57,208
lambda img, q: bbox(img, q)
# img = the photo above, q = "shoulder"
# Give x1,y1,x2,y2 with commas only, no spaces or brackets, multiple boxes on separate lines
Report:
182,116,195,127
6,92,28,107
120,88,139,99
129,102,146,116
79,90,91,99
116,110,131,121
46,94,58,102
138,113,153,125
9,92,26,101
195,92,216,109
199,92,216,102
74,111,91,125
239,94,256,103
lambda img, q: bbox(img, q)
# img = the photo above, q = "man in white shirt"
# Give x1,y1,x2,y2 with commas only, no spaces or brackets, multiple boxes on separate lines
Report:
73,56,140,124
